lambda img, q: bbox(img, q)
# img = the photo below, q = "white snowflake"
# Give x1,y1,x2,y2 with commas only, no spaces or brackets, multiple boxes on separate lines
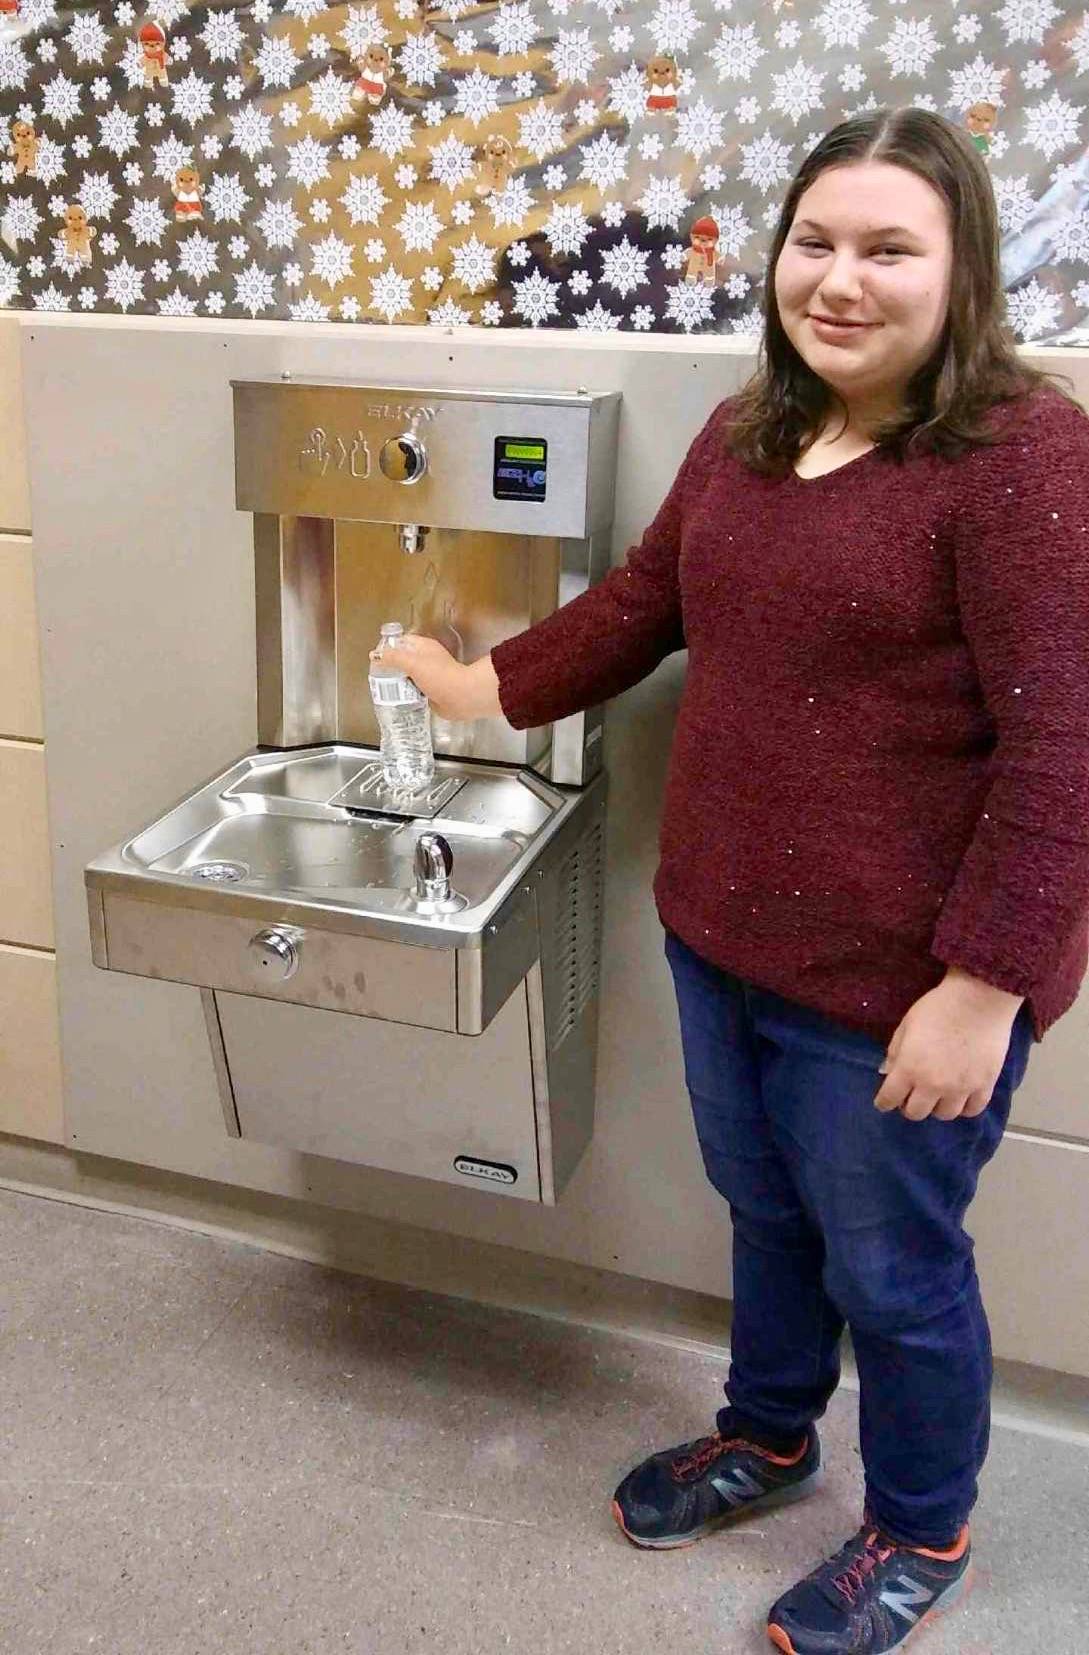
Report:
33,284,71,311
453,27,476,52
631,303,655,330
814,0,874,49
648,0,702,54
568,268,592,295
230,106,273,160
370,104,415,156
285,0,327,23
665,279,715,332
839,64,865,93
992,175,1037,235
310,232,353,285
309,67,353,127
1022,59,1050,91
0,256,20,307
395,201,444,252
394,163,417,189
40,71,80,126
341,4,389,58
420,264,443,291
151,258,170,281
147,0,188,27
660,241,686,270
739,130,794,194
286,136,331,189
518,100,564,162
234,260,276,316
177,231,219,282
1023,93,1080,161
103,258,144,312
282,261,303,285
152,135,192,182
575,300,621,332
997,0,1059,46
98,104,139,158
363,237,385,261
369,266,414,321
580,133,628,190
638,133,665,161
289,293,330,321
70,135,92,159
309,198,331,223
77,172,117,218
426,135,474,193
255,199,302,249
511,71,535,98
675,98,725,160
637,174,690,231
481,299,502,325
1005,277,1062,338
1072,14,1089,76
254,37,300,91
709,22,763,83
601,199,625,228
489,2,536,55
881,18,940,78
776,20,802,49
204,290,225,313
65,12,110,64
31,137,65,188
549,29,597,86
1,41,32,96
340,172,389,224
512,268,560,325
427,298,472,326
125,197,169,246
340,295,361,320
544,201,592,256
605,63,647,124
159,287,197,315
172,71,214,127
487,176,535,227
543,164,566,191
398,31,445,86
599,236,650,298
450,234,495,292
200,10,244,62
205,172,250,222
508,241,531,267
306,33,328,59
1053,209,1089,265
453,67,501,125
771,60,825,125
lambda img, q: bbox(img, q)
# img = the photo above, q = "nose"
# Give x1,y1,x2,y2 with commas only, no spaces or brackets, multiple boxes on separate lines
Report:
815,251,865,307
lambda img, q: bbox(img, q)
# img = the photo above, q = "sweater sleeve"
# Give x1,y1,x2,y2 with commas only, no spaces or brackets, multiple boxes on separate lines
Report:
490,400,729,729
930,389,1089,998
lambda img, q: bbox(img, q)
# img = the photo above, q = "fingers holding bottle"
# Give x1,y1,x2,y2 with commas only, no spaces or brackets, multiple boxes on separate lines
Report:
370,634,502,722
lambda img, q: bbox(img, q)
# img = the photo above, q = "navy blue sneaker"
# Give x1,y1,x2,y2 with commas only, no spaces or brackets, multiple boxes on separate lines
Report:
766,1520,972,1654
611,1420,823,1550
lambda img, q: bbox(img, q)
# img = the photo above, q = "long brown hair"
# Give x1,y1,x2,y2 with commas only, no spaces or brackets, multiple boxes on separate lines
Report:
726,106,1078,476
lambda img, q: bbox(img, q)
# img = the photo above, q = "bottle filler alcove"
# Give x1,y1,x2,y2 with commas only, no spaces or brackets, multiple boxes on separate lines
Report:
85,380,621,1203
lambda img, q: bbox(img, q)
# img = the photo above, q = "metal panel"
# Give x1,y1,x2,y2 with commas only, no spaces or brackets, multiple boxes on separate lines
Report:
219,982,541,1200
233,380,620,539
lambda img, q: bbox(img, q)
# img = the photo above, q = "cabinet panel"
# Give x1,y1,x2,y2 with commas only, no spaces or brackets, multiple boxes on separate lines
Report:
0,535,43,740
0,944,63,1144
0,741,53,948
0,319,30,534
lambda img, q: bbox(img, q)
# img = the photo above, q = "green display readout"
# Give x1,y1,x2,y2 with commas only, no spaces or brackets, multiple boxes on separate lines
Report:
503,441,546,460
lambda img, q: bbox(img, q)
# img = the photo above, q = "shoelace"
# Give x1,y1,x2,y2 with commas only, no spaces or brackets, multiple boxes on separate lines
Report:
830,1530,896,1605
670,1432,746,1482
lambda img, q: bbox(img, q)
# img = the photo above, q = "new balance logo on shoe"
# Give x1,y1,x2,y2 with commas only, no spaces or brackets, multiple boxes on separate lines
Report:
708,1466,764,1507
878,1575,935,1625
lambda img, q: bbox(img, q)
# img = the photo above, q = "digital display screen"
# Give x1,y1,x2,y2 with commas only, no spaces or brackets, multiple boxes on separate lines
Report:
493,435,548,503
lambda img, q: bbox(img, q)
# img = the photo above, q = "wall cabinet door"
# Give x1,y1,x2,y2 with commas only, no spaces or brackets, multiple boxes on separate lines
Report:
0,741,53,949
0,944,63,1144
0,535,43,741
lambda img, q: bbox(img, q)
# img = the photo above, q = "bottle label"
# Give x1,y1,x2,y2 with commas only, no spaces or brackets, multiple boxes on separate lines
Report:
369,675,424,706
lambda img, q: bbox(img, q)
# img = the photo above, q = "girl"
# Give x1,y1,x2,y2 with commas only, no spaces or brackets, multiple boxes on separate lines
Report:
374,108,1089,1653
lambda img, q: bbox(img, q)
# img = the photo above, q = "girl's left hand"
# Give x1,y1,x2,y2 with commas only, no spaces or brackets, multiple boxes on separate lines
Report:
874,978,1022,1122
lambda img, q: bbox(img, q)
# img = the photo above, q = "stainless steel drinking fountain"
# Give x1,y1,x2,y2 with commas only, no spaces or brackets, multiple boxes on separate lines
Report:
85,380,621,1202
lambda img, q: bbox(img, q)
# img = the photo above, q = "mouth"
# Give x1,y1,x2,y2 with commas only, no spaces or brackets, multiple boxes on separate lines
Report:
808,314,875,330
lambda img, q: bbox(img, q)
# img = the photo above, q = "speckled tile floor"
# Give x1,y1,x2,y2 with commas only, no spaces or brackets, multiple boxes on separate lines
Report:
2,1186,1087,1655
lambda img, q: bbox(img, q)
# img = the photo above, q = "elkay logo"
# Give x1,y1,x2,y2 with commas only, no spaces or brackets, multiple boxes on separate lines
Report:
454,1156,517,1185
366,403,441,422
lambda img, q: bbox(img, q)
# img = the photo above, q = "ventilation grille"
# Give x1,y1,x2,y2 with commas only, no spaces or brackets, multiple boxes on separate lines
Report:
550,819,605,1052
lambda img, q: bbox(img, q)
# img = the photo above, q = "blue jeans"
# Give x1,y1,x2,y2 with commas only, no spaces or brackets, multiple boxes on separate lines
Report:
664,928,1035,1549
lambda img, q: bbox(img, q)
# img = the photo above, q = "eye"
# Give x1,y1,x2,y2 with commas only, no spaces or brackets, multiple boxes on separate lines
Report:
873,246,909,259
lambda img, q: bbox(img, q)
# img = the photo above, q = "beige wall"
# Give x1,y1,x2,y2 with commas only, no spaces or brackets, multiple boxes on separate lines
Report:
2,311,1089,1378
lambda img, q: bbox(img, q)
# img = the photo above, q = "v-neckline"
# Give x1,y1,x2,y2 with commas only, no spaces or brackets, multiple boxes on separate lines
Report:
789,443,880,484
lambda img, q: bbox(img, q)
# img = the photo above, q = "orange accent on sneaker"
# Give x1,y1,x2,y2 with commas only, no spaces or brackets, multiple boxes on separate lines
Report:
766,1628,797,1654
755,1434,809,1467
906,1524,970,1563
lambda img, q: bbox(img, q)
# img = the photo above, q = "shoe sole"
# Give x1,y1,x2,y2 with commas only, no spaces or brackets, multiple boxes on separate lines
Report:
611,1464,825,1550
766,1562,974,1654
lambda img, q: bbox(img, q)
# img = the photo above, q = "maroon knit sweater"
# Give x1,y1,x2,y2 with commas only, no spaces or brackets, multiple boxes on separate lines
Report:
492,385,1089,1048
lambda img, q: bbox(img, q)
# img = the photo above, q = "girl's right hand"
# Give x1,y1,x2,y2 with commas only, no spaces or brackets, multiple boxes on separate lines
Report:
370,635,503,722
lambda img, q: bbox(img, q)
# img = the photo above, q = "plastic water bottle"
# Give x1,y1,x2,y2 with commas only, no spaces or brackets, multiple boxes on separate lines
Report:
368,621,435,795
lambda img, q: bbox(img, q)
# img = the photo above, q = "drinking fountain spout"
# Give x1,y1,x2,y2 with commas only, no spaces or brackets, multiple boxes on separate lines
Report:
399,523,429,555
414,831,453,904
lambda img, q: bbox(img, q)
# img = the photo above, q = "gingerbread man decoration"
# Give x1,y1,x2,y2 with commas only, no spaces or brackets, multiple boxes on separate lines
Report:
684,215,720,287
351,42,391,106
645,54,678,115
965,101,998,160
172,165,204,222
62,204,96,264
475,135,515,197
139,20,169,88
8,119,36,177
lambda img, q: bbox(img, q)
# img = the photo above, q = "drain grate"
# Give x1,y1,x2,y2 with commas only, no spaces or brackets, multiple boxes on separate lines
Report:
188,861,248,883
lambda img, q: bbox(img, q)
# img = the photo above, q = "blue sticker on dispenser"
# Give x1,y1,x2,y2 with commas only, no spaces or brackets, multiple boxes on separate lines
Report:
493,436,547,502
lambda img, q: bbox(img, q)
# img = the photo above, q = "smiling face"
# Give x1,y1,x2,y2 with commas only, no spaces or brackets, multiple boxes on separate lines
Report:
175,166,199,193
364,43,389,73
65,205,87,233
773,160,954,426
647,56,676,87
